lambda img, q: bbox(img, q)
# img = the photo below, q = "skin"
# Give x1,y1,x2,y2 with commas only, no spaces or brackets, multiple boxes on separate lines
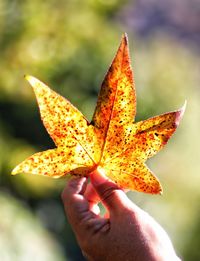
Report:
61,169,181,261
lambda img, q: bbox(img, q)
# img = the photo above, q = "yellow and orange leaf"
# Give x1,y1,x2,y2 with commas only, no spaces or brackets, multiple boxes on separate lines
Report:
12,34,185,194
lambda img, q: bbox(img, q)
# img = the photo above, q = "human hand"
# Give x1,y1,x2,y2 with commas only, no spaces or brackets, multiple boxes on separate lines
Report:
62,169,181,261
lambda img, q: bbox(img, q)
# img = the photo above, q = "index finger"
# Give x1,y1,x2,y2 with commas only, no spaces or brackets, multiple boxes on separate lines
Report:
84,182,101,215
61,177,91,226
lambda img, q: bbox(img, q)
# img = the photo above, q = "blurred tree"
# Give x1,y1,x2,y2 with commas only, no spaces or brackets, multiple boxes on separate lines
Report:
119,0,200,50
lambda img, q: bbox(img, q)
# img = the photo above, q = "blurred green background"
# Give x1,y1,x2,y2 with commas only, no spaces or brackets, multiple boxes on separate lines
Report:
0,0,199,260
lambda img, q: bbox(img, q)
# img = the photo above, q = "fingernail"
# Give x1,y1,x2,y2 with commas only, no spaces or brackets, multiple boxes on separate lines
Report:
90,167,107,186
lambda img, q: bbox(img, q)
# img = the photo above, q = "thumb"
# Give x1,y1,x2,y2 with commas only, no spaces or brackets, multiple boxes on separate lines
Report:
90,168,132,214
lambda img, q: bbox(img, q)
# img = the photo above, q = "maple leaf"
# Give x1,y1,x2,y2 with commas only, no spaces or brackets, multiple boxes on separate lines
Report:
12,34,186,194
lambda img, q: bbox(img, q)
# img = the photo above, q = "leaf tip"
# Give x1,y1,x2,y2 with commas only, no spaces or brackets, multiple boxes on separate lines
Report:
24,75,37,86
175,100,187,126
122,32,128,41
24,74,31,80
154,182,163,195
11,166,19,175
181,100,187,114
121,33,129,48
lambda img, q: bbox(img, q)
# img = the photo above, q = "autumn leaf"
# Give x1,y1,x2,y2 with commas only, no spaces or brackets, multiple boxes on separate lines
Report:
12,34,186,194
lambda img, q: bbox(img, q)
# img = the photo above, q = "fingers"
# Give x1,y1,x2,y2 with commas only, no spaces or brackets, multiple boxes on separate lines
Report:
61,176,110,238
84,183,101,215
61,177,90,226
84,183,100,204
90,168,133,215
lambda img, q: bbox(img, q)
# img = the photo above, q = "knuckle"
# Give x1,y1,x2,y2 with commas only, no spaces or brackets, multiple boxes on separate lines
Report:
98,183,120,202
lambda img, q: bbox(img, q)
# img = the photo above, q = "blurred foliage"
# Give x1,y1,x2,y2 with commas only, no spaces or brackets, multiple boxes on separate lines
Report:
0,0,200,260
0,192,66,261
